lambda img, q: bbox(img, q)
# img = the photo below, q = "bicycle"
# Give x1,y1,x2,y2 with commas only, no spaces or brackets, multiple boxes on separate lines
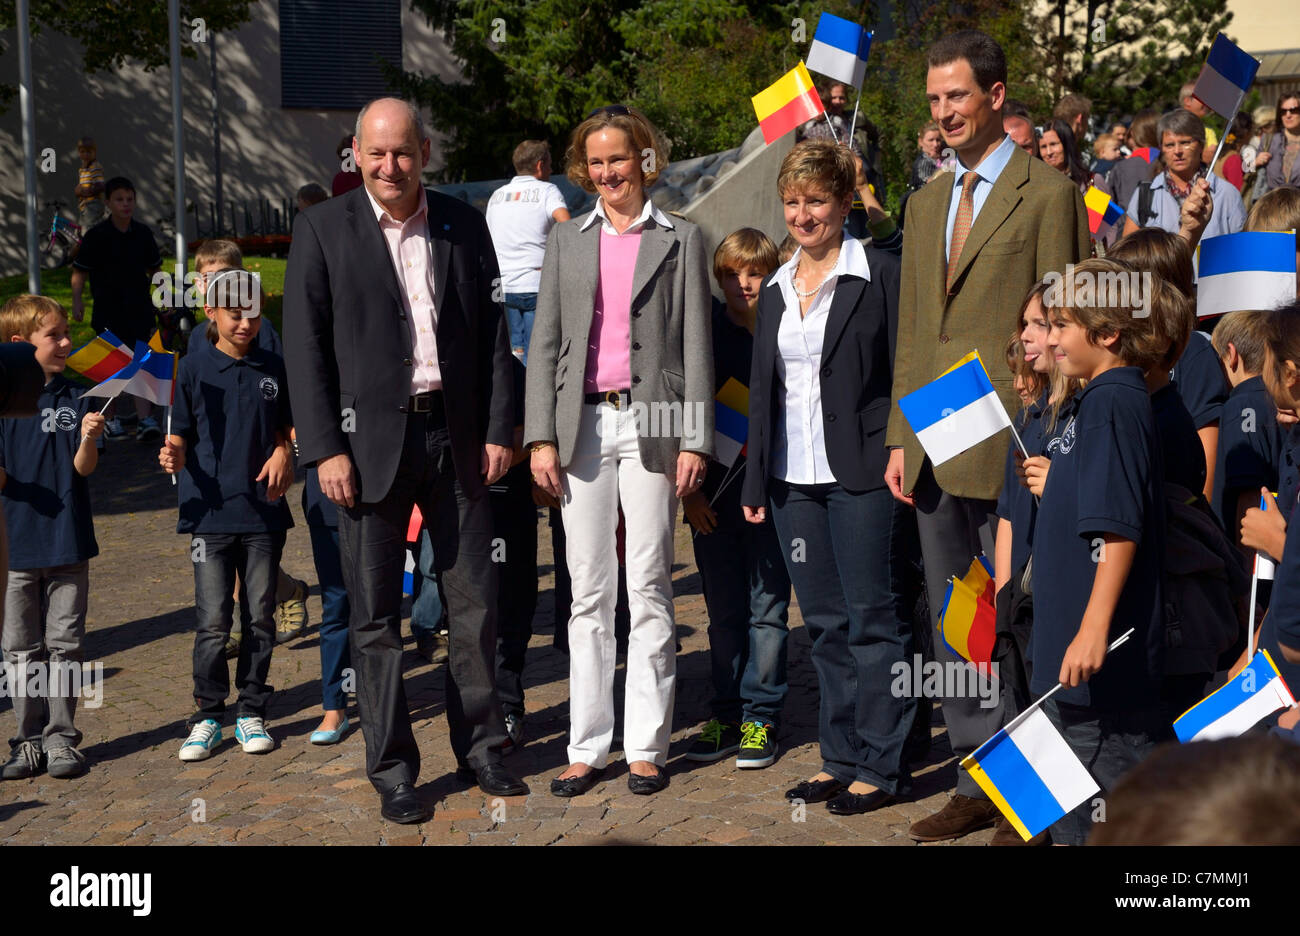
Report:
41,200,82,269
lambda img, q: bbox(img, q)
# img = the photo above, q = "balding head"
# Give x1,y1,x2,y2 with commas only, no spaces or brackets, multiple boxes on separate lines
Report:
353,97,430,221
1004,114,1037,157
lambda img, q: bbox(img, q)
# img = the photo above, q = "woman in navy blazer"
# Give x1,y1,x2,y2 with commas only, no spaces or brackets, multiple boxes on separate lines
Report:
741,140,913,815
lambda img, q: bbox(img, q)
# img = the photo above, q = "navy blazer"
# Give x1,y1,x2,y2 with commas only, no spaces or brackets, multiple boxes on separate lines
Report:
283,186,515,502
742,242,902,503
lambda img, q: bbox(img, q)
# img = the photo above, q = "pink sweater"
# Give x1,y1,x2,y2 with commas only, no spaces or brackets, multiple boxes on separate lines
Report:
584,229,639,393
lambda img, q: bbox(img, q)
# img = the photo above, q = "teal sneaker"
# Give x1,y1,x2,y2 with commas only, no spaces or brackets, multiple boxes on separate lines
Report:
736,720,777,769
235,717,274,754
179,719,222,761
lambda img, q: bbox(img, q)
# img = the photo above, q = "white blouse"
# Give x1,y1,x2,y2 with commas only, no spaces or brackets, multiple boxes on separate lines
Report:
768,236,873,485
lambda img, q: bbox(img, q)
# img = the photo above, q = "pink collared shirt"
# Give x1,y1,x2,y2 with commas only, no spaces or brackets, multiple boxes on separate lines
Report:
366,186,441,393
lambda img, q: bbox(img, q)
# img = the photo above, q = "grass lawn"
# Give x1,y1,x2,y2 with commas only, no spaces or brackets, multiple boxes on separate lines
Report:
0,256,287,350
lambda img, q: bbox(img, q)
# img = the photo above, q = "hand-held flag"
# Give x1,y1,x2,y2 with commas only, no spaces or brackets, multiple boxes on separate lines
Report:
1191,34,1261,119
1129,147,1160,165
713,377,749,468
1174,650,1295,742
897,351,1012,466
1084,185,1125,237
937,555,996,671
752,62,824,145
67,330,133,382
1197,231,1297,319
805,13,872,88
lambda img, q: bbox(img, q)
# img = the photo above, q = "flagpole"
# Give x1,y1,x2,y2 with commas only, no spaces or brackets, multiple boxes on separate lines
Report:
847,94,860,146
821,109,840,144
1204,87,1246,181
1015,628,1135,720
1248,569,1259,657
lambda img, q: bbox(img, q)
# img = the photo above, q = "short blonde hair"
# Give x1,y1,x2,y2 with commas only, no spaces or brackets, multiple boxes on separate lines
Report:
777,140,856,202
564,106,667,193
1211,310,1271,374
194,238,243,272
1247,186,1300,234
0,294,65,343
1045,258,1170,371
713,228,779,285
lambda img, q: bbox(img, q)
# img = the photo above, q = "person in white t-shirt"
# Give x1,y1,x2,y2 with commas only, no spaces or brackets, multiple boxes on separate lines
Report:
485,141,571,363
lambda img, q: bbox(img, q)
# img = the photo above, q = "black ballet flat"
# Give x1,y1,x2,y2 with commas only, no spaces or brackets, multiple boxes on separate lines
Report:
550,766,605,798
627,765,669,795
785,777,846,803
825,788,896,815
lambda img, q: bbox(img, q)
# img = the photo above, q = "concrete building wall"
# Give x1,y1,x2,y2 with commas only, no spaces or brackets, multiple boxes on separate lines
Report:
0,2,459,277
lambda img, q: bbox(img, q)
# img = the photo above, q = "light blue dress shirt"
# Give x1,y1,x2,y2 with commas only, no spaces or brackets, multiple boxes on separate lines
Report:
944,133,1018,263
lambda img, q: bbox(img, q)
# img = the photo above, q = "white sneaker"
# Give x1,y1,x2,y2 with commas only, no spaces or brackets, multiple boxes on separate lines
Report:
235,716,274,754
179,719,222,761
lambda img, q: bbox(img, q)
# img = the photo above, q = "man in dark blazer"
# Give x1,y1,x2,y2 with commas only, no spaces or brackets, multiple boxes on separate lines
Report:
284,97,526,824
884,32,1090,843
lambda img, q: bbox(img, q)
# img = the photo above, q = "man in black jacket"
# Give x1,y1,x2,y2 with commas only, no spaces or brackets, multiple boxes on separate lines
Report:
284,97,526,824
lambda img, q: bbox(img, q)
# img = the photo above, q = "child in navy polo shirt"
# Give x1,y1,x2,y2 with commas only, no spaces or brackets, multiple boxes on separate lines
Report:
159,269,294,760
1211,310,1284,545
0,296,104,780
1033,259,1172,845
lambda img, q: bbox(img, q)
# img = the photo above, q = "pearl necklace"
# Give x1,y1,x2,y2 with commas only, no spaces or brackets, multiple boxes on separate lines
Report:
793,256,838,298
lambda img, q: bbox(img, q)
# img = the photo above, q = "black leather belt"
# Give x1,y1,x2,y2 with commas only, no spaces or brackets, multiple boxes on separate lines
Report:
583,389,631,409
406,390,444,414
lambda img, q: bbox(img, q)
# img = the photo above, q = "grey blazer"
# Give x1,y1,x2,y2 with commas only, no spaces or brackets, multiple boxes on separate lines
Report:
524,206,715,474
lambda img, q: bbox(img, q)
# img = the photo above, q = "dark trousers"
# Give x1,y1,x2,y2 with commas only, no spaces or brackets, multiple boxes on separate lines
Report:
768,481,914,793
995,571,1035,718
912,462,1008,798
338,407,506,794
308,523,352,711
410,527,447,638
491,470,538,718
691,499,792,727
190,531,285,725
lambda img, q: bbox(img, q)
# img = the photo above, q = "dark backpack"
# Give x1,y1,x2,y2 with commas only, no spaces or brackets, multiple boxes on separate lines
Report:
1136,181,1156,228
1162,482,1249,676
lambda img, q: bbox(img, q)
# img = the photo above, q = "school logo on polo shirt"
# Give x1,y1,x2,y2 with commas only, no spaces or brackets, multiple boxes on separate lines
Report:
259,377,279,401
1055,417,1077,455
42,406,79,432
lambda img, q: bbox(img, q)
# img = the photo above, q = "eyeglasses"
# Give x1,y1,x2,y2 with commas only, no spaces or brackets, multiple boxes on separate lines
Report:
587,104,630,118
1281,106,1300,116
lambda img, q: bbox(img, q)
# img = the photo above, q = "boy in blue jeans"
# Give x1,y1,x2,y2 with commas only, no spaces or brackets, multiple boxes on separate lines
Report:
159,269,294,760
0,296,105,780
683,230,792,769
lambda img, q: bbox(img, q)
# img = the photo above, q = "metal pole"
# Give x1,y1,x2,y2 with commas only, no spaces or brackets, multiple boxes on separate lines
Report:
210,31,222,231
16,0,40,294
168,0,187,273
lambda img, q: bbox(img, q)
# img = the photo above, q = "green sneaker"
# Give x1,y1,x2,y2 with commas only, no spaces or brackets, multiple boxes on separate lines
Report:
684,718,742,762
736,720,777,769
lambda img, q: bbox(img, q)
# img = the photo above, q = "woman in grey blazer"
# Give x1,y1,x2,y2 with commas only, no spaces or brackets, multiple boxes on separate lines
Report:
1257,91,1300,193
525,106,714,796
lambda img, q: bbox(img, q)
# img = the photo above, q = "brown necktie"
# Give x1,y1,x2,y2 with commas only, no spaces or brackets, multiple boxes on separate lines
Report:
946,171,979,293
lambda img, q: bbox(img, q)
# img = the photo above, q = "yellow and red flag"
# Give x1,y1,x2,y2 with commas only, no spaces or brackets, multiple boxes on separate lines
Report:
752,62,824,145
67,330,134,383
937,555,997,672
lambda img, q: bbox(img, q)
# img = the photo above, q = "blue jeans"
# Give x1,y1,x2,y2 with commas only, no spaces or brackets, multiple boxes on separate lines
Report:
190,532,285,724
504,292,537,364
409,528,446,638
768,482,914,793
308,523,352,711
691,499,791,726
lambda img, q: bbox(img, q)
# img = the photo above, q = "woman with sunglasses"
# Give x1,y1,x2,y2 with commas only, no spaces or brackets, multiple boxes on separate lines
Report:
1257,92,1300,193
525,105,714,797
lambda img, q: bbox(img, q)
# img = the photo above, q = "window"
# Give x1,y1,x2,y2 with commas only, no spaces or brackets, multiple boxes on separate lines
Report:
280,0,403,109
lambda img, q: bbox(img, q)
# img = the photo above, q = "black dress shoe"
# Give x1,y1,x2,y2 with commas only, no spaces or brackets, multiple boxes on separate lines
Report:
380,783,430,824
785,777,846,803
627,766,669,795
825,788,896,815
550,766,606,798
460,763,529,797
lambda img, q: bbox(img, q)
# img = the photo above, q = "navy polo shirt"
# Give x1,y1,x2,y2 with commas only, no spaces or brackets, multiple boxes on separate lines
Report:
695,300,755,522
1152,383,1207,495
1170,331,1229,431
1277,425,1300,520
0,376,99,570
995,393,1077,577
1030,367,1165,709
1259,510,1300,691
188,315,284,358
1212,376,1283,532
171,342,294,534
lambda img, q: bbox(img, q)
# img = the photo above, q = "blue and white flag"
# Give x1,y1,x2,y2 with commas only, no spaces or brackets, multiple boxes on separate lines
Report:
1191,34,1261,118
403,549,417,596
897,351,1011,466
805,13,872,88
1174,650,1296,743
962,705,1099,842
1197,231,1297,319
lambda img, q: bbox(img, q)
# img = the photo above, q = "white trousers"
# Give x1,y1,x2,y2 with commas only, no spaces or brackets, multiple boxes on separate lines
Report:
561,403,678,767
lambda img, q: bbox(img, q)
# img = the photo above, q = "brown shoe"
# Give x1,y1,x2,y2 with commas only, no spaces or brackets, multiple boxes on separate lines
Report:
908,794,1001,842
990,816,1051,846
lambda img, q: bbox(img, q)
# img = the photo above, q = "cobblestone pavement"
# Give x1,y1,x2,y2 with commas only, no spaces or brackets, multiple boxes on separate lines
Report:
0,441,991,846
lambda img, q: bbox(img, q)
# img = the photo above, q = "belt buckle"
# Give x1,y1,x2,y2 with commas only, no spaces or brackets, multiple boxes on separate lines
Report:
605,390,622,410
412,394,431,413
